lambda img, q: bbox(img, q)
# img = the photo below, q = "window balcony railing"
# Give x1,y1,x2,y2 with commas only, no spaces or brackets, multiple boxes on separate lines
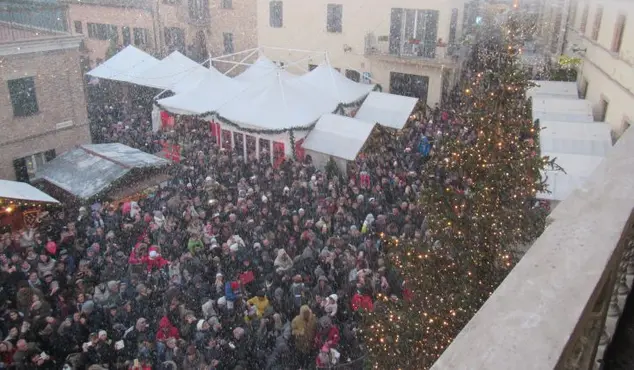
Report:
364,33,463,66
430,126,634,370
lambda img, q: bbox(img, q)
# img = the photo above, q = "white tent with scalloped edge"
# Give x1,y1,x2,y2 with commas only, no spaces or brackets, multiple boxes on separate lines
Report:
87,45,159,84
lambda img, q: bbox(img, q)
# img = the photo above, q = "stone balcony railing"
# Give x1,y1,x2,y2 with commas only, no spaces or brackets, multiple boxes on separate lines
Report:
431,125,634,369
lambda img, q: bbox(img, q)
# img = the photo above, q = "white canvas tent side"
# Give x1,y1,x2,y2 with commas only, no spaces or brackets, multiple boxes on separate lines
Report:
86,45,159,84
302,114,375,172
539,121,613,156
355,92,418,130
532,98,594,123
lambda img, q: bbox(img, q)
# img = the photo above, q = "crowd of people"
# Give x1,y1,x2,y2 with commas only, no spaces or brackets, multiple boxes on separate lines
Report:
0,90,466,370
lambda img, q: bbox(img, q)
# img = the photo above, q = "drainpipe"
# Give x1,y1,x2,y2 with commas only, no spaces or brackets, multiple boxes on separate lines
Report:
151,0,162,57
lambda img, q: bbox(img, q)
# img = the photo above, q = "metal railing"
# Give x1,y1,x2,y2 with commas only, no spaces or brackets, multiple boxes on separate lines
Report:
364,33,461,62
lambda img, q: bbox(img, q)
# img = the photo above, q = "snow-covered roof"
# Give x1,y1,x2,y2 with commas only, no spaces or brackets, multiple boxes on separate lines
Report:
297,64,375,104
532,98,594,123
528,81,579,100
538,152,605,201
133,51,207,92
354,92,418,130
86,45,159,84
302,114,376,160
0,180,59,204
234,56,297,84
33,143,169,200
539,121,613,157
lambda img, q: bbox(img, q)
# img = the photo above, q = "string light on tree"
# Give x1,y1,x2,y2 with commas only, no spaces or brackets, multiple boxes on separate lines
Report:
359,12,552,370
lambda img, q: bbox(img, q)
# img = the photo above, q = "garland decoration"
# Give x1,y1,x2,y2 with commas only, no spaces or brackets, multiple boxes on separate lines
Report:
289,129,297,160
153,86,379,135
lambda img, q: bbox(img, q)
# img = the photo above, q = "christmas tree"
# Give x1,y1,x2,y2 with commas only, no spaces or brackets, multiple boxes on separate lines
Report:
360,14,550,369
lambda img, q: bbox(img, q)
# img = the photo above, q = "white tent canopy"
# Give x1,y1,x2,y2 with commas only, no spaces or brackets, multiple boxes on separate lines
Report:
134,51,209,92
527,81,579,100
297,64,375,104
539,121,613,156
216,74,340,130
539,153,605,201
235,56,297,84
355,92,418,130
0,179,59,204
157,68,247,115
532,97,594,122
302,114,375,160
87,45,159,84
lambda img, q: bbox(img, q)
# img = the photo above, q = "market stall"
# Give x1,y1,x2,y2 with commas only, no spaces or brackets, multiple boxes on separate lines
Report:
0,180,60,233
302,114,376,173
539,120,612,156
32,143,171,205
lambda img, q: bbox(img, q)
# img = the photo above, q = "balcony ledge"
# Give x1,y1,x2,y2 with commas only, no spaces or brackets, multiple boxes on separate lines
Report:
365,49,460,69
431,127,634,370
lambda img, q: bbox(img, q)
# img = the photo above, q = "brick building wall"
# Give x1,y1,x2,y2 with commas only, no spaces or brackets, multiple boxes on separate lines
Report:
0,38,91,181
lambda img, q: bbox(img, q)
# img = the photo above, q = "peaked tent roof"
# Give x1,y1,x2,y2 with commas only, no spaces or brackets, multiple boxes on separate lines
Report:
217,73,340,130
87,45,159,84
157,68,248,115
0,180,59,204
134,51,205,91
235,56,297,84
297,64,375,104
532,98,594,123
354,92,418,130
302,114,375,160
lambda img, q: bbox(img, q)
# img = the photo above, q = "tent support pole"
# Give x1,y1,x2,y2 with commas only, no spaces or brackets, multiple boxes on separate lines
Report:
223,49,259,76
209,48,259,61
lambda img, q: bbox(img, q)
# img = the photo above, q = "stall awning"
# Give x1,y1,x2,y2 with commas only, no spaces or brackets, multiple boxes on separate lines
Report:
539,121,613,156
538,153,605,201
33,143,170,200
86,45,159,84
0,180,59,204
302,114,376,160
532,97,594,123
528,81,579,100
354,92,418,130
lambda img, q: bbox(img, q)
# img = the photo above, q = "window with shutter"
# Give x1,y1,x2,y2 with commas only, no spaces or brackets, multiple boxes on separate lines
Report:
449,9,458,45
8,77,38,117
327,4,343,33
13,158,29,183
612,14,626,53
122,26,131,46
580,5,589,33
591,6,603,41
270,1,283,28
